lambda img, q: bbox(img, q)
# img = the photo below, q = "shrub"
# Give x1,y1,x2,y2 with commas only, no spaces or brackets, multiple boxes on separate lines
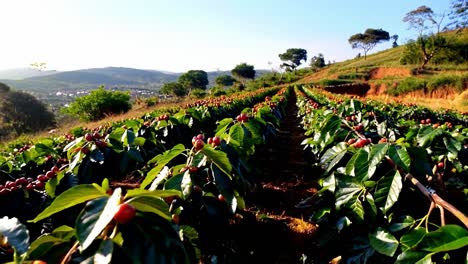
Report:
211,87,227,97
387,77,427,96
337,72,369,80
427,74,468,93
0,82,10,93
319,79,352,86
62,87,132,121
190,88,207,98
0,90,56,138
144,97,158,107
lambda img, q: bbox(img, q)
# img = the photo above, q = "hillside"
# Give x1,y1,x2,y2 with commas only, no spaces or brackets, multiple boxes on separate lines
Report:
0,67,179,92
0,67,270,93
296,29,468,112
0,68,58,80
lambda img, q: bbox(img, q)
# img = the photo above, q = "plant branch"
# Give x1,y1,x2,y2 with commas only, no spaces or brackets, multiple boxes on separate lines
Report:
60,241,79,264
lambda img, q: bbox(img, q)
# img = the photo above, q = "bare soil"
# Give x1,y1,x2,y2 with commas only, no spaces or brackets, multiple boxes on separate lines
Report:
226,92,333,263
368,67,411,79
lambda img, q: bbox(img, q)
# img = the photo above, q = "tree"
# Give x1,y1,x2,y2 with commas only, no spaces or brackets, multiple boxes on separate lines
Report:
215,74,236,87
0,82,10,93
402,5,446,71
448,0,467,29
178,70,208,94
278,48,307,71
160,82,187,97
231,63,256,86
391,35,399,48
348,28,390,59
0,87,55,138
62,87,131,121
310,53,326,71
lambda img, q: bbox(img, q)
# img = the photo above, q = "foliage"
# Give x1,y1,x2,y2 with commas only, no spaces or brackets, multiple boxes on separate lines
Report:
0,85,287,263
448,0,468,29
160,82,187,97
279,48,308,71
215,74,236,87
0,82,10,93
178,70,209,92
143,97,158,107
391,34,399,48
62,87,131,121
386,77,427,96
231,63,256,82
402,5,447,71
0,89,55,139
427,74,467,93
190,88,207,98
337,72,369,81
319,79,352,86
348,28,390,59
310,53,326,71
296,86,468,263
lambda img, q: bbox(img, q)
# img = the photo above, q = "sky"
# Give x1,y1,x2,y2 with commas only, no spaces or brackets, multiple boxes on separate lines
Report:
0,0,453,73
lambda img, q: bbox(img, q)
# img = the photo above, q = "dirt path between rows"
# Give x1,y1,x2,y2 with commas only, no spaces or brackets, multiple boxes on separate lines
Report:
226,92,333,263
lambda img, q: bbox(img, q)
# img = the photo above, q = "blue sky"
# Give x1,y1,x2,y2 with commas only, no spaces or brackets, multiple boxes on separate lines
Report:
0,0,453,72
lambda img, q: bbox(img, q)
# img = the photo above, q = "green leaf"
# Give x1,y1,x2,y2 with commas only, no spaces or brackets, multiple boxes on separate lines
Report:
28,235,68,259
374,170,403,213
227,123,244,147
148,166,170,191
348,194,365,222
128,196,171,220
90,149,104,164
345,148,369,181
134,137,146,147
418,225,468,253
368,143,389,179
68,150,84,173
215,118,233,134
0,217,29,255
164,174,183,191
369,227,399,257
27,225,75,259
127,148,144,162
243,119,263,144
335,180,364,209
365,193,377,217
122,129,136,146
141,144,185,189
77,188,121,251
400,227,426,251
93,239,113,264
320,142,347,173
125,188,182,199
201,145,232,178
388,145,411,171
417,126,443,148
389,215,415,232
443,136,461,156
30,184,106,223
395,251,433,264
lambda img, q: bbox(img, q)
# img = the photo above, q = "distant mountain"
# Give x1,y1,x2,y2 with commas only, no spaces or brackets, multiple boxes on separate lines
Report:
0,67,179,93
0,67,271,94
0,68,58,80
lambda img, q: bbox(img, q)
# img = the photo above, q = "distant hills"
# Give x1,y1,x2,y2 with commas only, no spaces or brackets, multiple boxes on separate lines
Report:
0,68,58,80
0,67,270,94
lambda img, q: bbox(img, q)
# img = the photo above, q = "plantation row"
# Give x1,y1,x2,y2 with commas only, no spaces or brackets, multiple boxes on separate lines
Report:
295,86,468,263
0,86,289,263
0,84,467,263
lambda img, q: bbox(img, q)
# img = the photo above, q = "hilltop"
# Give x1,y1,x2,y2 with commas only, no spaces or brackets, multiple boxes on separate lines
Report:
296,29,468,111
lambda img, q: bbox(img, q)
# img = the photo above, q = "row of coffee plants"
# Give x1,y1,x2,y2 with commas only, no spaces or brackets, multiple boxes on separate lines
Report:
0,87,290,263
295,85,467,263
